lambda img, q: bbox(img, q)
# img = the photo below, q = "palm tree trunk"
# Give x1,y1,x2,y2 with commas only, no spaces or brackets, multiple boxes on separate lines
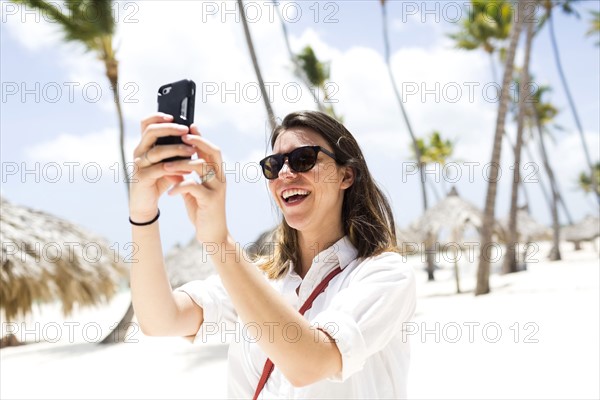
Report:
489,51,498,83
524,137,552,208
102,51,135,344
529,131,574,225
548,9,600,203
504,132,531,212
427,177,441,202
381,2,428,212
503,9,534,274
533,109,562,261
381,1,434,280
238,0,277,131
273,1,325,112
107,73,129,199
476,1,525,295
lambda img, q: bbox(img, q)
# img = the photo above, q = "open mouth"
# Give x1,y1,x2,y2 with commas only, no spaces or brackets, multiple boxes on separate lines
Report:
281,189,311,205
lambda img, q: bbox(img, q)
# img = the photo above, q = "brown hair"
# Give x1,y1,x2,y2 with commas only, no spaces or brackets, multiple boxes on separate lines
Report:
258,111,399,279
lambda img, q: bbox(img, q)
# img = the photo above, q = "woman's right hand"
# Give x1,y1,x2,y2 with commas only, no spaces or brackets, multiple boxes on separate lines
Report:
129,113,196,221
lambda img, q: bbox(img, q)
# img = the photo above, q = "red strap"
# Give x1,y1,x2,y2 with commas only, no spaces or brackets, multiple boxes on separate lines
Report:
252,266,343,400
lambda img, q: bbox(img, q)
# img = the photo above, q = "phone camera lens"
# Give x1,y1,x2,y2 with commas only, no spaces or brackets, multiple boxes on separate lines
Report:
162,87,172,95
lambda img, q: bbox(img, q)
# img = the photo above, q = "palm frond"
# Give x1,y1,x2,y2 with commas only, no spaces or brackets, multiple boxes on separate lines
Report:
13,0,115,53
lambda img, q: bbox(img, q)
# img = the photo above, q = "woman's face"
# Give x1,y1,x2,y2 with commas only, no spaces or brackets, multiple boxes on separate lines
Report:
268,128,354,234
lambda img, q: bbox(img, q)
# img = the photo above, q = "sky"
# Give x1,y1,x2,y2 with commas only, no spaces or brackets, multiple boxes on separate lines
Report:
1,0,599,257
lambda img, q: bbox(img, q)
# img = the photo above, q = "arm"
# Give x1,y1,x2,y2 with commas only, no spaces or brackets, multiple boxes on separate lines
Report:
165,132,341,387
130,221,204,337
129,113,205,338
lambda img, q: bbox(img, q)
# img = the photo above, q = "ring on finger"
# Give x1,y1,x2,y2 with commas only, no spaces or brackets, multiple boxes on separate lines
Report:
199,169,216,184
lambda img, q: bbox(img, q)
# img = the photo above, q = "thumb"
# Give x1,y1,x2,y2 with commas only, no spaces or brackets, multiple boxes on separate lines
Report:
157,175,184,194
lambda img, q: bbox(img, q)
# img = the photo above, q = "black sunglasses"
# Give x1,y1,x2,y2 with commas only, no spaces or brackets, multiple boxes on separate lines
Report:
259,145,337,180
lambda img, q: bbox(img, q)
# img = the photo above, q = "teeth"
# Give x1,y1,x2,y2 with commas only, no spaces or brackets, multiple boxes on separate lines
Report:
282,189,310,200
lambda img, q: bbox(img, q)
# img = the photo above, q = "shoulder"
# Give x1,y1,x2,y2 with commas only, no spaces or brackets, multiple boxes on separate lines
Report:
349,251,415,284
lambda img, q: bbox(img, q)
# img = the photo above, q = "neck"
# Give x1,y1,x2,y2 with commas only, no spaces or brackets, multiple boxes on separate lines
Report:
296,221,344,279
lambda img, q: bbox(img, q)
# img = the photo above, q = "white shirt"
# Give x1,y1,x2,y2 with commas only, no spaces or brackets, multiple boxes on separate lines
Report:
175,236,416,399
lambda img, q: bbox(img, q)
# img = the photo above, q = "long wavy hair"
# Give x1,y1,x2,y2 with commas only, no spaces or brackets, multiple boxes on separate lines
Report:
258,111,399,279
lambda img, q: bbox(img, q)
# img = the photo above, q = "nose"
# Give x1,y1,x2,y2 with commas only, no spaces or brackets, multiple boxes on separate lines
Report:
278,158,297,179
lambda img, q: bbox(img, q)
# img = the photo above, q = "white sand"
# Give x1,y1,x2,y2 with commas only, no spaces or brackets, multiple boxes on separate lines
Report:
1,240,598,399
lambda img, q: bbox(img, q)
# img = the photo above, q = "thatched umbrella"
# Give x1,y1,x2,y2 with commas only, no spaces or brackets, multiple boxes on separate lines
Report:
409,187,498,293
562,215,600,250
245,227,278,259
0,197,126,321
498,206,552,243
410,187,492,243
164,238,217,289
396,226,424,256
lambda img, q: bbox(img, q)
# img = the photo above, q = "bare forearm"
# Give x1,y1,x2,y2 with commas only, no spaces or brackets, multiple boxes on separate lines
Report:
130,222,179,335
211,236,341,386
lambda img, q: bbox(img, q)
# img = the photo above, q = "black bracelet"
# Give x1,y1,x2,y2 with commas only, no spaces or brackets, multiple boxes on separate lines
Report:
129,209,160,226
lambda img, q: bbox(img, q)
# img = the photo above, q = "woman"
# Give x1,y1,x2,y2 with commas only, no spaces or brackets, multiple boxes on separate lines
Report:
129,110,416,399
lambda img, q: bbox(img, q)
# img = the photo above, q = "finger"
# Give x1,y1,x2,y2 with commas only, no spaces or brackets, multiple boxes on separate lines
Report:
143,144,196,165
168,179,210,198
133,160,187,181
181,134,225,181
141,113,173,133
156,175,184,194
163,158,214,176
134,124,190,158
189,124,202,136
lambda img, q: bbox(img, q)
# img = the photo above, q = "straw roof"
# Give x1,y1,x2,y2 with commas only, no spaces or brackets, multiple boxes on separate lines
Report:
498,207,552,243
410,187,490,242
164,238,217,289
0,197,126,321
562,215,600,243
245,227,278,258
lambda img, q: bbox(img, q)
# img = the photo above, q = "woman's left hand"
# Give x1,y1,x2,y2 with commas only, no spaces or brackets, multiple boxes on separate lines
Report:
165,124,229,244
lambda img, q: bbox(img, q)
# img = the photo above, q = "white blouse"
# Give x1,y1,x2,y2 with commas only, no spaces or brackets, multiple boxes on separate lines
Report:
175,236,417,399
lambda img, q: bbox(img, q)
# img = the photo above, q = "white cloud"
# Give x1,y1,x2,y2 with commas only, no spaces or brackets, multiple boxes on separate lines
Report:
5,1,598,242
25,128,136,166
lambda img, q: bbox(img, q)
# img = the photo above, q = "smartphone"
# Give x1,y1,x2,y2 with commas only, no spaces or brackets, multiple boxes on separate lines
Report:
155,79,196,162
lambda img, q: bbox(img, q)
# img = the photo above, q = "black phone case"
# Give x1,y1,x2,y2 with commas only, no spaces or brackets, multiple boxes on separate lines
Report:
155,79,196,162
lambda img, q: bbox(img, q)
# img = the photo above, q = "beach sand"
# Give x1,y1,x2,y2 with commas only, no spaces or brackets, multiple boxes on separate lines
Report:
1,240,598,399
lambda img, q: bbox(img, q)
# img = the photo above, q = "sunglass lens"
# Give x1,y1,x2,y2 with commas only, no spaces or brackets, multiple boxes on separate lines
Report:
290,147,318,172
262,156,281,179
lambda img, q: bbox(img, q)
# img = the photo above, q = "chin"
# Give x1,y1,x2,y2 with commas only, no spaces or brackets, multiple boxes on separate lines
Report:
282,214,310,232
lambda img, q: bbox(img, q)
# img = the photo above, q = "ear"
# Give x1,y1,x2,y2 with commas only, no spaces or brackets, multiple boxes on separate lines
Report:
340,166,355,190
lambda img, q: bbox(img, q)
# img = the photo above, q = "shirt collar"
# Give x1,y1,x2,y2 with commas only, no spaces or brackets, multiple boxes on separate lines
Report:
284,236,358,299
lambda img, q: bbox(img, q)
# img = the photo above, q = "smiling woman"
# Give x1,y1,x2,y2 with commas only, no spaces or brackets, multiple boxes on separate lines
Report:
129,110,416,399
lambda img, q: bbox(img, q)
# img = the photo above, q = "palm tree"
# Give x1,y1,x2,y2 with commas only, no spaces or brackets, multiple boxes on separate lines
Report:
380,0,437,280
411,131,456,280
476,0,525,295
528,85,573,260
503,6,535,274
13,0,133,343
14,0,128,197
578,162,600,195
237,0,277,131
449,0,513,82
517,76,574,225
539,0,599,203
451,0,534,211
380,0,428,213
587,10,600,46
271,1,326,113
415,131,455,196
295,46,342,121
